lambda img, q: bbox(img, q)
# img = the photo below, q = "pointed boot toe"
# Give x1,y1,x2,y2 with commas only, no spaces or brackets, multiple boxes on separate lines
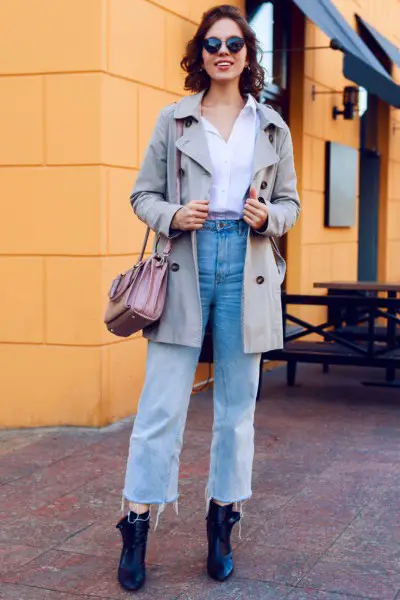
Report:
207,550,235,582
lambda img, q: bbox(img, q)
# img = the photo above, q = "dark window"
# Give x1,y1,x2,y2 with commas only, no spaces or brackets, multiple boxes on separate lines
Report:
247,0,290,112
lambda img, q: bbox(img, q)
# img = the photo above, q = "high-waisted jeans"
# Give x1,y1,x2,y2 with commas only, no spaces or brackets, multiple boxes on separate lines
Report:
122,220,261,525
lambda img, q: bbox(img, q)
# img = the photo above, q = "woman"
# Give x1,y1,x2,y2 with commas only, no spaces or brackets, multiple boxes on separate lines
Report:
116,4,300,591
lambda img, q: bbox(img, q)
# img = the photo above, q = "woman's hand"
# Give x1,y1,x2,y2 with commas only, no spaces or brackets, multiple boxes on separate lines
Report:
171,200,209,231
243,187,268,231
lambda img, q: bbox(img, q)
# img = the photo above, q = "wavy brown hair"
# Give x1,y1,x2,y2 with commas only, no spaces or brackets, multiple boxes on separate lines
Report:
180,5,265,99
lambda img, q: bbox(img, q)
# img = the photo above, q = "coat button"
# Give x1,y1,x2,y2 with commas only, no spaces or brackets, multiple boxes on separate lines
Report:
264,124,275,133
258,197,266,204
261,181,268,190
256,276,264,284
269,134,274,143
184,117,193,128
171,263,179,272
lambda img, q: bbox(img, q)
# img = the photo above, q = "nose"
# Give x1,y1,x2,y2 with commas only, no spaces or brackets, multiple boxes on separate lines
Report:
217,41,230,55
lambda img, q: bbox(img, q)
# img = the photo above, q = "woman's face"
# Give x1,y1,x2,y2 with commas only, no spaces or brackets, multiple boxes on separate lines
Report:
202,18,247,84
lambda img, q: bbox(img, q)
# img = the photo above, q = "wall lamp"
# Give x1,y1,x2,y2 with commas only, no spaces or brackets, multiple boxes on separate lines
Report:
312,85,359,120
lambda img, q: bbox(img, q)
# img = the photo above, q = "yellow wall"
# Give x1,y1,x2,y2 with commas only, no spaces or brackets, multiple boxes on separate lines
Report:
286,0,400,328
0,0,399,428
0,0,242,428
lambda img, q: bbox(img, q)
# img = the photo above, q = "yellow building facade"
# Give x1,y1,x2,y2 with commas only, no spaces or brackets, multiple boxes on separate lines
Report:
0,0,399,428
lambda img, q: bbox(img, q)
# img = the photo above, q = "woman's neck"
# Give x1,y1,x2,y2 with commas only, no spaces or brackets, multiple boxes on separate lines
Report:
202,80,245,108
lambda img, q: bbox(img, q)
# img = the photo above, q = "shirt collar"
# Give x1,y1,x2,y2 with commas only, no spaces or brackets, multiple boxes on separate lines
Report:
174,91,285,130
244,93,257,115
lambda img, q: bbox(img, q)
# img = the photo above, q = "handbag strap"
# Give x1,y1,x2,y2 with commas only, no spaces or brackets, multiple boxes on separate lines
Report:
138,119,183,261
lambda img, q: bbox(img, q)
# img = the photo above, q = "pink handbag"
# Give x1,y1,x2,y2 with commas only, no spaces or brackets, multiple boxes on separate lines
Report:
104,120,183,337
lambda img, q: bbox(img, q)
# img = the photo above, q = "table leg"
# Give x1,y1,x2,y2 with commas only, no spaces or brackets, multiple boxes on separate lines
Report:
362,290,399,388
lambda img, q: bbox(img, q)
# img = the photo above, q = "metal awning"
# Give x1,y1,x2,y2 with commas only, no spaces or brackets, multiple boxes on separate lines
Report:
292,0,400,108
356,14,400,70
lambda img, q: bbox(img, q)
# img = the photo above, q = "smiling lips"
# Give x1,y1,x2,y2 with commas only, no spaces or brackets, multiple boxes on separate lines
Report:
215,60,233,69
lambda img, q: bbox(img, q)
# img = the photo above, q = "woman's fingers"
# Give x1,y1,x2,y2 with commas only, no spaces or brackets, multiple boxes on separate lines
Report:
244,204,263,218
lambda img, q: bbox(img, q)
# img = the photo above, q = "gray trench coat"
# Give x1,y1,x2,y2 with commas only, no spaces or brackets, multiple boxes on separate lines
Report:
130,91,300,353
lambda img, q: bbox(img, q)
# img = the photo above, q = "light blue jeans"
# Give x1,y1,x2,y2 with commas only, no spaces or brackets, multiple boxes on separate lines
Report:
122,220,261,525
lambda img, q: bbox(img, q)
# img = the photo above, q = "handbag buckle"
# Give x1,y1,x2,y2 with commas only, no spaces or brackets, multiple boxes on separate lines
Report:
154,253,166,267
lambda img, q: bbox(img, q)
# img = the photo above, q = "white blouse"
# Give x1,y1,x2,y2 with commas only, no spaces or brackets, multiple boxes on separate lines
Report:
201,94,259,220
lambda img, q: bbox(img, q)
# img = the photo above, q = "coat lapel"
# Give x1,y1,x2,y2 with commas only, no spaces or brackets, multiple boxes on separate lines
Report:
252,130,279,178
173,92,286,179
175,120,213,176
174,91,212,176
252,103,285,178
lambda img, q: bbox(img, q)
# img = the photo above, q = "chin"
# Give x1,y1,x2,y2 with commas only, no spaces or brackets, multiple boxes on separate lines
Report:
211,71,240,83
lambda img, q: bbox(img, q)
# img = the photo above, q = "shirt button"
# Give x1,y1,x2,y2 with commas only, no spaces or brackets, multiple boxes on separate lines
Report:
256,276,265,285
269,134,274,143
261,181,268,190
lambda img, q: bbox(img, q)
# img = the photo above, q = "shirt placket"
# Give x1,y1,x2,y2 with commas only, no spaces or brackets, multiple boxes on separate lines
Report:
221,140,231,215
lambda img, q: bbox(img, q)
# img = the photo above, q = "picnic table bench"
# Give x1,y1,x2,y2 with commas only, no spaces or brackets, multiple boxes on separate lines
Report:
258,282,400,394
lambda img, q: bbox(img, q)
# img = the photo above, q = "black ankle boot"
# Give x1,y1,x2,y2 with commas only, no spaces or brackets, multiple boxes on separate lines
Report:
206,500,240,582
116,511,150,591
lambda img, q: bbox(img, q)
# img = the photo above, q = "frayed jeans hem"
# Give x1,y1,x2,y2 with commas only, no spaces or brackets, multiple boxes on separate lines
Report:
121,493,179,506
210,493,252,504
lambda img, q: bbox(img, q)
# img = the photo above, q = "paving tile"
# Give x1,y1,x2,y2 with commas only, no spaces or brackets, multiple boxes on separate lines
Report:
248,508,351,554
293,477,376,509
145,530,208,568
286,588,370,599
0,515,92,550
301,558,400,600
253,470,313,496
0,543,46,577
274,493,362,522
58,515,121,557
2,364,400,600
343,505,400,546
32,486,121,523
0,430,106,488
185,409,214,431
176,575,291,599
58,512,202,560
234,543,320,585
326,529,400,575
180,454,210,478
0,429,47,456
2,549,193,599
76,469,125,497
0,583,104,600
250,490,293,512
0,448,123,520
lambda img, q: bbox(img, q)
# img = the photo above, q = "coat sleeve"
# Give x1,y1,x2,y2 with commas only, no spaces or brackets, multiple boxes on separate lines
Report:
256,127,301,238
130,108,182,239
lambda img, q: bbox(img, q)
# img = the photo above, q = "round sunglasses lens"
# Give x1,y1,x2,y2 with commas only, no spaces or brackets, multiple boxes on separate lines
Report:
203,38,221,54
226,37,245,53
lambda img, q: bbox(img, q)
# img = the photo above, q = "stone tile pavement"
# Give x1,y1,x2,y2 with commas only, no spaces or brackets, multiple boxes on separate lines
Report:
0,364,399,600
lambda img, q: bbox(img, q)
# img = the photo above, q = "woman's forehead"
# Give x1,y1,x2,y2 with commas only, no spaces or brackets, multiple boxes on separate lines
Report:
205,18,243,39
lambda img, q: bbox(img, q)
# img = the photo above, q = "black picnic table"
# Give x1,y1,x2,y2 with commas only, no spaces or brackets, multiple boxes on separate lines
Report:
257,281,400,396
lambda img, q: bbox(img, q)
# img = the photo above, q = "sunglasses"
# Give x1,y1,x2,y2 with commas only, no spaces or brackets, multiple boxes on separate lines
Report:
202,36,246,55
